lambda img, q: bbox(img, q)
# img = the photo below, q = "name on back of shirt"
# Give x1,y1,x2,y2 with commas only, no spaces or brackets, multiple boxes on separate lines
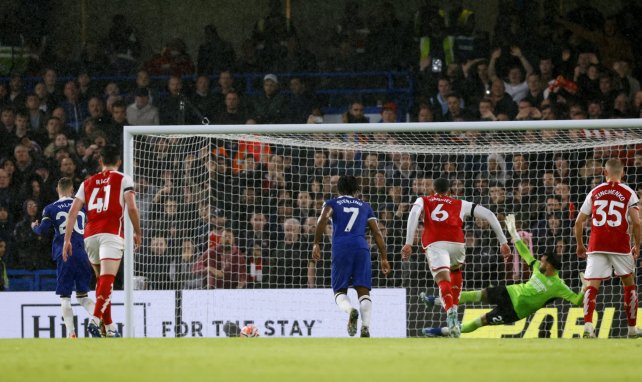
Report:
594,189,625,201
429,196,453,204
336,199,363,206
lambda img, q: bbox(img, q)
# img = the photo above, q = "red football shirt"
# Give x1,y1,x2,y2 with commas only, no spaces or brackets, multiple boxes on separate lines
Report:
75,170,135,239
580,182,640,255
418,194,473,248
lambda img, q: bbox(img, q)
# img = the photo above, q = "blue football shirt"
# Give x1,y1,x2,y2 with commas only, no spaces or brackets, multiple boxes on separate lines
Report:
324,195,376,250
33,197,87,260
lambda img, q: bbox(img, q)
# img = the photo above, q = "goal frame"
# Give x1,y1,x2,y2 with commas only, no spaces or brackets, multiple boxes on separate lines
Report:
123,118,642,338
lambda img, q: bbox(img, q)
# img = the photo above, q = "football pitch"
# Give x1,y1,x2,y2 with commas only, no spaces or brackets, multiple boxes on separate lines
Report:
2,338,641,382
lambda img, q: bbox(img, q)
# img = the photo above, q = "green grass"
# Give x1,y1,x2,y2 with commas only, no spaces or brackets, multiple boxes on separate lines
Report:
2,338,642,382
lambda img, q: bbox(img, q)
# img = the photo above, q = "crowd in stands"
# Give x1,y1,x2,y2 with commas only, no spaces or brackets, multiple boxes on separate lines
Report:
1,1,641,291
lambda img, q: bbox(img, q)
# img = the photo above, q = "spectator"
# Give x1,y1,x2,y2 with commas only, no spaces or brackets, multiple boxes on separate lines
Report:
251,74,287,124
8,74,26,109
196,24,236,75
341,100,369,123
489,78,518,119
193,228,247,289
126,87,159,126
287,77,315,124
215,91,248,125
160,76,187,125
12,199,51,270
489,46,533,103
190,75,217,122
25,94,46,131
271,218,309,288
104,100,128,149
144,38,194,76
381,101,398,123
140,235,172,290
133,69,161,107
0,239,7,291
443,93,473,121
76,70,100,102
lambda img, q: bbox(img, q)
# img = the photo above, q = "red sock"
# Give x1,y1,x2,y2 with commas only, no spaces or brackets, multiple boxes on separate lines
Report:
93,275,115,320
624,285,638,327
584,286,598,324
450,269,463,305
438,280,454,312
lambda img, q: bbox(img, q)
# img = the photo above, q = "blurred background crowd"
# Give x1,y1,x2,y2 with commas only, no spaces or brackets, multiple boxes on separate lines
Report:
0,0,641,292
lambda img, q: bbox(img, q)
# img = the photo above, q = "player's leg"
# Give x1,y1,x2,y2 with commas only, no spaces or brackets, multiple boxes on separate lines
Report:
448,244,466,305
98,258,121,337
352,248,373,338
583,254,609,338
75,256,95,318
613,255,640,338
426,246,459,336
331,250,358,336
421,288,486,308
84,236,103,337
56,257,76,338
92,235,124,337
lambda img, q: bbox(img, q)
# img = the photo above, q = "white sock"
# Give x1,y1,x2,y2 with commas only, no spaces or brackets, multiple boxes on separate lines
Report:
335,293,353,314
77,296,95,316
359,295,372,328
60,298,75,336
106,323,117,331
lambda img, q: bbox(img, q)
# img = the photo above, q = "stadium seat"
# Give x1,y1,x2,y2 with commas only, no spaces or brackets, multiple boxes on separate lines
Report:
8,278,35,291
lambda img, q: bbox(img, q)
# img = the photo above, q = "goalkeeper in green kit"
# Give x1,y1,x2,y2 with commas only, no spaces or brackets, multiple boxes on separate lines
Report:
421,214,586,336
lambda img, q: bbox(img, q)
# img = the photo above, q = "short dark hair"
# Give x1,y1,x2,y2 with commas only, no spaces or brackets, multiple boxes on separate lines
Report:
57,177,74,191
543,252,562,270
337,175,359,195
433,178,450,194
100,144,120,166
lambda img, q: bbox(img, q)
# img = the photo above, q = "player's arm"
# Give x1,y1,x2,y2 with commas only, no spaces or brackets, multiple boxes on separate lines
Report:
574,212,589,259
124,190,142,250
628,206,641,260
31,208,52,235
474,204,510,256
558,281,585,306
505,214,536,266
311,205,332,263
575,192,593,259
62,198,85,262
368,218,390,276
402,197,423,260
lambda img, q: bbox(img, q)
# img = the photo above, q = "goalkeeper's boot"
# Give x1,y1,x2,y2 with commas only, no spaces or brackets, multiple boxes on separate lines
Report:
583,323,596,338
347,308,359,337
446,307,461,338
627,327,642,339
87,320,103,338
422,327,448,337
360,326,370,338
420,292,437,309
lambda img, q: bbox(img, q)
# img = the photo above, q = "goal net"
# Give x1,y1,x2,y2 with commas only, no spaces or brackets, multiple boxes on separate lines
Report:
124,120,642,338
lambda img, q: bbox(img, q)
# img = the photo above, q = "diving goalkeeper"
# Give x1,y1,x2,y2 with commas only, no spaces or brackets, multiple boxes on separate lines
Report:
422,214,586,336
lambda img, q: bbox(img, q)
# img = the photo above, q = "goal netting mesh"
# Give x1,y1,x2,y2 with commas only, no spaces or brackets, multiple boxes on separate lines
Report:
130,124,642,338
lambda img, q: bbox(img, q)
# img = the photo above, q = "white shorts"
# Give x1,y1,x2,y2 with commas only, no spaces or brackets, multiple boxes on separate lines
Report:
425,242,466,278
584,253,635,280
85,234,125,265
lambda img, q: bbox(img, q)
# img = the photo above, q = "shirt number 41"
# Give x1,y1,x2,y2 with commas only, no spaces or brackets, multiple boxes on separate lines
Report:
88,185,111,213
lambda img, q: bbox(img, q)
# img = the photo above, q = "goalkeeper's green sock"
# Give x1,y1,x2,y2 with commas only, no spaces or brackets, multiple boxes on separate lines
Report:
459,290,482,303
461,316,483,333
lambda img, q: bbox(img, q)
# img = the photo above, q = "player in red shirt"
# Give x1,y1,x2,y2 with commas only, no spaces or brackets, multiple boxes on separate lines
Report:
574,158,642,338
63,144,142,338
402,178,510,337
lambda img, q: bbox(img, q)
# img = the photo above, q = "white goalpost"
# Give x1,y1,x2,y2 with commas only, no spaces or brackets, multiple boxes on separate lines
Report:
123,119,642,338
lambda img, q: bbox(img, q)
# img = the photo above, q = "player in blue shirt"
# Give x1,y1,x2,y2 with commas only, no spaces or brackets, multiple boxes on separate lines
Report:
312,175,390,337
32,177,96,338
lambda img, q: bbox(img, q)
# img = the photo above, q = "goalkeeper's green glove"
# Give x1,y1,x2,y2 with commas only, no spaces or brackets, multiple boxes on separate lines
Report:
505,214,521,243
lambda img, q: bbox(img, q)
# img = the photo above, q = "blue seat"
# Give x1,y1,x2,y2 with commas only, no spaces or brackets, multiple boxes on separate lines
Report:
36,270,58,291
8,278,35,291
39,277,58,291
